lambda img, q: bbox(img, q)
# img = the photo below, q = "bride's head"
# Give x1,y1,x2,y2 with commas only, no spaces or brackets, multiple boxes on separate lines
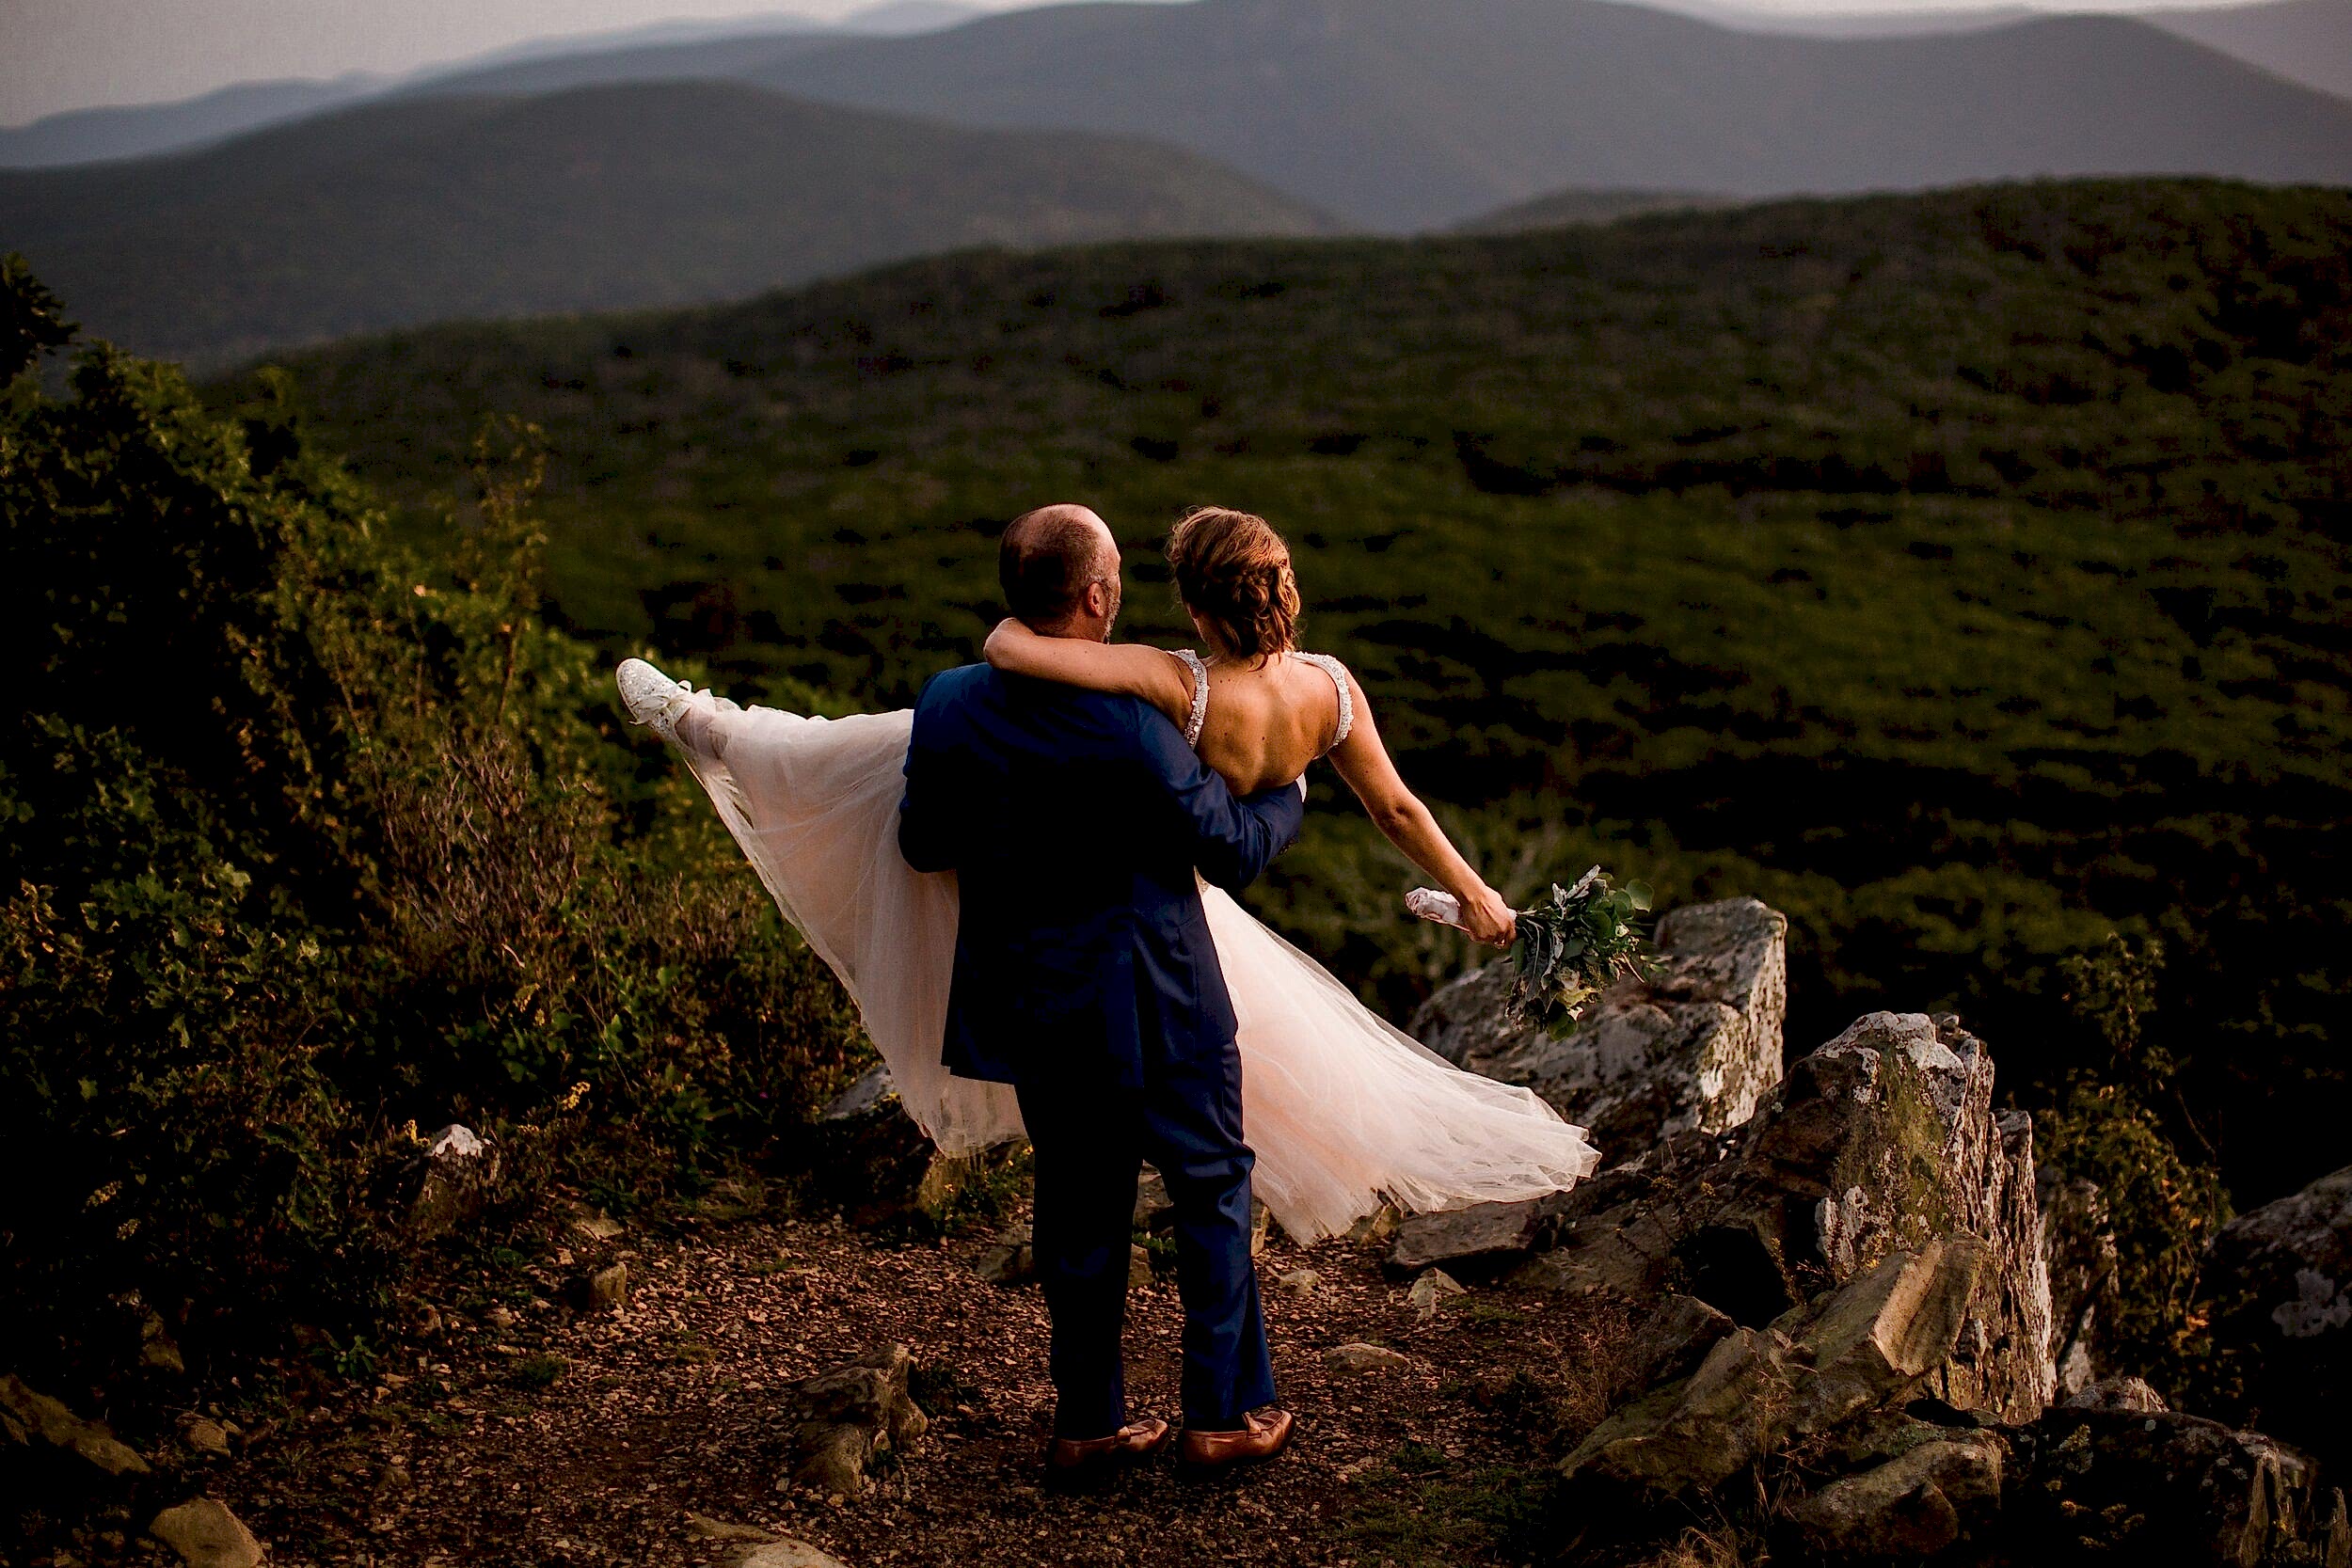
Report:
1167,505,1300,666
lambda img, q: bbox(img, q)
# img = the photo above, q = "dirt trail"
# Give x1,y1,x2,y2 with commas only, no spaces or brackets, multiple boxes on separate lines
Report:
214,1198,1597,1568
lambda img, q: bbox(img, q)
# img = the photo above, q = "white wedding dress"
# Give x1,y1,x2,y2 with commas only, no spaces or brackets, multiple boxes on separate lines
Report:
620,654,1600,1242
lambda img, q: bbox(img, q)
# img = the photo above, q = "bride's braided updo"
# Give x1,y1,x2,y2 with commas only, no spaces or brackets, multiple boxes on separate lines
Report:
1167,505,1300,664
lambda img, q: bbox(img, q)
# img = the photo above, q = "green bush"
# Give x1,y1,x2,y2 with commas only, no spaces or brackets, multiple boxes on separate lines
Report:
2036,934,2231,1378
0,258,863,1401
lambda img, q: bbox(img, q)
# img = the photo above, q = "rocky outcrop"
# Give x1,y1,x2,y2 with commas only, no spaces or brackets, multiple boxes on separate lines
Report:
2037,1164,2121,1398
1412,897,1787,1155
779,1343,929,1497
1527,1011,2055,1423
2198,1163,2352,1473
0,1372,151,1481
1562,1241,1994,1501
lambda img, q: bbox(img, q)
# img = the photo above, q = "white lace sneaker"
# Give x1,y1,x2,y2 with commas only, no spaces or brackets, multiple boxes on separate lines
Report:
615,657,692,741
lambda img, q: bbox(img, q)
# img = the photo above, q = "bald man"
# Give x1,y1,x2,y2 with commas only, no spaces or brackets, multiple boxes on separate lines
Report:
898,504,1306,1479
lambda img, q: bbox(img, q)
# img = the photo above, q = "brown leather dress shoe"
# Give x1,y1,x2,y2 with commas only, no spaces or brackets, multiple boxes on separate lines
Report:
1044,1417,1173,1482
1178,1406,1295,1472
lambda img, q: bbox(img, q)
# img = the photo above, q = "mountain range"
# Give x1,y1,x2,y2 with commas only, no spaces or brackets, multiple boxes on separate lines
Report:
0,1,983,168
8,0,2350,365
6,0,2348,175
0,80,1326,369
740,0,2352,229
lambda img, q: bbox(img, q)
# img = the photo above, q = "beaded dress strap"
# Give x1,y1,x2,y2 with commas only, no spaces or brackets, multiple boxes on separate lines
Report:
1172,649,1210,747
1295,652,1353,752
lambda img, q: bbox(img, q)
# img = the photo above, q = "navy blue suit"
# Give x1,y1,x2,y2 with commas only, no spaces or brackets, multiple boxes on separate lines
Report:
898,663,1305,1437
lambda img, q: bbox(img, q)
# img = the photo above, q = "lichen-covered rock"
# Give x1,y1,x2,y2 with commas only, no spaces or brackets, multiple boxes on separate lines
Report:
779,1343,929,1497
2005,1408,2335,1567
1540,1013,2055,1421
2198,1162,2352,1472
1411,897,1787,1155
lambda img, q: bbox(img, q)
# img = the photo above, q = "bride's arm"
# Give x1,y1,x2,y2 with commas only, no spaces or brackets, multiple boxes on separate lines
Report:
982,618,1197,730
1324,670,1518,947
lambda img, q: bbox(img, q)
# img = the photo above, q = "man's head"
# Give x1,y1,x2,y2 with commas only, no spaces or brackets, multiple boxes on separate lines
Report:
999,503,1121,641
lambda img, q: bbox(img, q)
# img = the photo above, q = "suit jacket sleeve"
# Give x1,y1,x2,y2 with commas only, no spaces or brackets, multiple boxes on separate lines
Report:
898,684,959,874
1131,708,1306,892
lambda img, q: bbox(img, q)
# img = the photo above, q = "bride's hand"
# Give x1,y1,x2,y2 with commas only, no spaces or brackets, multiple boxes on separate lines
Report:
1457,885,1517,949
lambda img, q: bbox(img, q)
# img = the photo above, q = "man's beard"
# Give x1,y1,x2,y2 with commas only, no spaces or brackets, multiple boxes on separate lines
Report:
1102,578,1123,637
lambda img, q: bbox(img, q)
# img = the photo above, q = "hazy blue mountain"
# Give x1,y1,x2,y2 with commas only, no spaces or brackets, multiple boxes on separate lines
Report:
0,78,1328,370
1621,0,2037,37
0,0,976,169
748,0,2352,230
0,75,385,169
1454,185,1739,230
2143,0,2352,101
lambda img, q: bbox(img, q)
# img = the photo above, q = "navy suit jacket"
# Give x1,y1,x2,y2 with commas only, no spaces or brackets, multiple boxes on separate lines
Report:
898,663,1305,1089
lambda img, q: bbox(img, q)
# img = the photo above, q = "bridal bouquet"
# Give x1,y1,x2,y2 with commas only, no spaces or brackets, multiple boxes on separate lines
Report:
1409,865,1657,1034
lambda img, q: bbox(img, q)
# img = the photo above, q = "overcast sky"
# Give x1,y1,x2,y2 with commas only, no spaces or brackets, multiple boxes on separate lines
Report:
0,0,2253,128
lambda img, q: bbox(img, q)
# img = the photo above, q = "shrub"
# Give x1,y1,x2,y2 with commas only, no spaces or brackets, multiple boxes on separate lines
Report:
0,259,862,1402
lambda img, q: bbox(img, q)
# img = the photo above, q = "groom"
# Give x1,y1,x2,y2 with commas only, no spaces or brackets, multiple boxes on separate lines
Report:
898,503,1305,1478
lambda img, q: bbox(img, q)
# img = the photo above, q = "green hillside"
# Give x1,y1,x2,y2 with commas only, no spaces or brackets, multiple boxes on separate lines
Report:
0,79,1328,370
243,179,2352,1202
1455,186,1740,233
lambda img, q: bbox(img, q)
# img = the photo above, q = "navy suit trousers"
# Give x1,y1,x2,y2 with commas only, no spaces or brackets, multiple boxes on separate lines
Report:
1012,1015,1273,1439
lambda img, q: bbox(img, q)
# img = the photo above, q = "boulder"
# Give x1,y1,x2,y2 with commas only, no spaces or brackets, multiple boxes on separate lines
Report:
565,1262,628,1314
1388,1197,1552,1279
0,1372,151,1481
148,1497,264,1568
1618,1294,1736,1390
975,1222,1035,1287
2006,1407,2339,1567
1541,1012,2055,1421
407,1123,500,1240
1412,897,1787,1156
2197,1162,2351,1470
1783,1431,2003,1560
778,1343,929,1497
810,1065,971,1228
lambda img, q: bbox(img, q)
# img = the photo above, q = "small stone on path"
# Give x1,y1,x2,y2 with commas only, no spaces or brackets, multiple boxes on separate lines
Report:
735,1542,849,1568
1278,1269,1320,1296
1324,1342,1412,1376
687,1513,777,1543
1406,1269,1467,1322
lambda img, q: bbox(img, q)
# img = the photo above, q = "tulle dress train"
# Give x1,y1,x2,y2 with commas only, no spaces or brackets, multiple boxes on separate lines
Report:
656,685,1601,1242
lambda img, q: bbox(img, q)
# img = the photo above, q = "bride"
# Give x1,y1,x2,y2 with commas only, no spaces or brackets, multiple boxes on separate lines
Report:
617,504,1599,1242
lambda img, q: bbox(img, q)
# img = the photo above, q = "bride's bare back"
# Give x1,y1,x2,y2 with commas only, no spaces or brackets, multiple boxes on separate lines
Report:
1188,651,1347,797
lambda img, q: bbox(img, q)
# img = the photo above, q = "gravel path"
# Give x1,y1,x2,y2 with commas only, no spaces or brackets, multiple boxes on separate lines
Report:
208,1193,1610,1568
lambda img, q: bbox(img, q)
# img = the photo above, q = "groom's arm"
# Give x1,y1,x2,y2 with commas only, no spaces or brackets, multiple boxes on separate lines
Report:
1131,709,1306,893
